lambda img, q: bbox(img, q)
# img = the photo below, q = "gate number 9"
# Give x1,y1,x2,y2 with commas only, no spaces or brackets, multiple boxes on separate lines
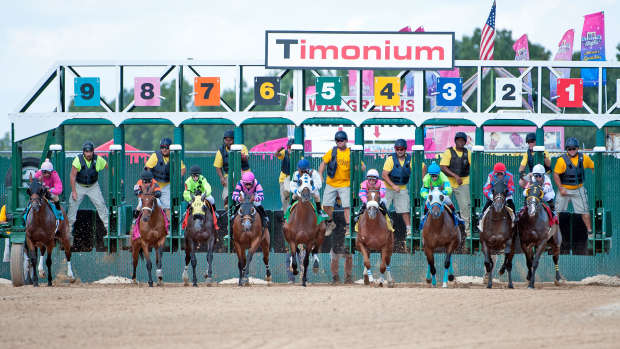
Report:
80,83,94,99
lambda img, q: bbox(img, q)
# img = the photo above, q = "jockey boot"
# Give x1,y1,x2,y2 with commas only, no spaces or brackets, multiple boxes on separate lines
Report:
315,200,328,218
354,203,366,223
379,201,388,216
256,205,269,228
54,201,63,219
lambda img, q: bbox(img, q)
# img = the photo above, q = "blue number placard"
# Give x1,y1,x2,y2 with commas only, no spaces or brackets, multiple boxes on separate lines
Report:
74,77,100,107
436,77,462,107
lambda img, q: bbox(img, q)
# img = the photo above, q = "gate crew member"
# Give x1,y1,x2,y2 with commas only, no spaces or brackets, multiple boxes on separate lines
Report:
68,141,109,234
519,132,551,188
144,137,186,220
276,138,295,213
553,137,595,238
440,132,472,237
214,130,250,209
382,139,413,237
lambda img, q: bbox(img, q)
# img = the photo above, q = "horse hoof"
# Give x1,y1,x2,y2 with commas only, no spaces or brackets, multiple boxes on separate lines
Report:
148,281,153,287
508,283,514,289
48,282,53,287
69,277,76,284
442,283,448,288
132,278,138,285
292,269,298,276
528,285,535,290
387,281,395,288
487,284,492,289
157,279,163,287
38,271,45,279
364,274,370,285
265,275,272,283
192,283,198,287
448,274,455,282
554,279,561,286
425,278,432,284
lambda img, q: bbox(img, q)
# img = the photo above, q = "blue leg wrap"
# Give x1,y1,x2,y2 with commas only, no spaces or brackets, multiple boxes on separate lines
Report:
386,265,391,272
443,268,449,284
426,265,431,280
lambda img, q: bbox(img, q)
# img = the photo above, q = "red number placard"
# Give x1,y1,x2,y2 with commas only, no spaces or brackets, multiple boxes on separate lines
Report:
557,78,583,108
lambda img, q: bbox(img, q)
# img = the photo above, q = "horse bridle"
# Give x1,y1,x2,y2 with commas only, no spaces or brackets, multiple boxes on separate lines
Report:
428,188,445,217
140,185,156,214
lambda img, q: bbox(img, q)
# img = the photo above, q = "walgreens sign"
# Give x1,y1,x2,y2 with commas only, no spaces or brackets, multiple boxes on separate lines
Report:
266,30,454,70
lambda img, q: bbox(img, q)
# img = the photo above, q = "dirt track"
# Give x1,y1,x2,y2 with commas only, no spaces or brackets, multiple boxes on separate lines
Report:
1,282,619,349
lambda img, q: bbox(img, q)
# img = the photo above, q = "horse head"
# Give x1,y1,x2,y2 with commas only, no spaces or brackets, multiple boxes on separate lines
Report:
366,199,379,219
239,194,256,232
428,187,445,218
492,181,507,213
298,173,313,202
140,185,158,222
27,180,45,212
526,184,543,217
190,194,206,220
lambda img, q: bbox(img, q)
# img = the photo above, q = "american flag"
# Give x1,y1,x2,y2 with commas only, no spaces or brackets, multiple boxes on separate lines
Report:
479,1,496,60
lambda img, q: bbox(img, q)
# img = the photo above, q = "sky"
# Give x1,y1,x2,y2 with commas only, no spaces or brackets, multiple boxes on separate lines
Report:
1,0,619,138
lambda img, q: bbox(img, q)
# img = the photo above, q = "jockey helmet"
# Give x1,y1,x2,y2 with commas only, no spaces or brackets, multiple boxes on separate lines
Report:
493,162,507,174
394,139,407,149
141,170,154,181
526,132,536,143
532,164,545,175
223,130,235,139
241,171,255,184
565,137,579,149
334,130,348,141
190,165,201,175
160,137,172,147
366,169,380,179
82,141,95,152
428,162,441,175
297,158,310,171
41,159,54,172
454,132,467,142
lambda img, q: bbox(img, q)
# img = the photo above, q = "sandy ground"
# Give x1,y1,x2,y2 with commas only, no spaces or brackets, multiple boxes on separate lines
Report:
1,282,619,349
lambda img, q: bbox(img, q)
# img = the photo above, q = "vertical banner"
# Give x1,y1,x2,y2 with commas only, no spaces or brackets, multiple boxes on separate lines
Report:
550,29,575,99
580,11,606,87
512,34,533,109
347,68,374,96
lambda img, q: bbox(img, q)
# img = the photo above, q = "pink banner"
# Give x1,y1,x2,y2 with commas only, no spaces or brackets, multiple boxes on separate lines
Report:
550,29,575,99
512,34,533,109
581,11,606,86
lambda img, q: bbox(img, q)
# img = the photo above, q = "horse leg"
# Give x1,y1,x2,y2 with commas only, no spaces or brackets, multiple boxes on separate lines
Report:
481,241,493,289
260,234,271,283
499,238,515,289
552,230,564,286
442,253,453,288
301,247,310,287
183,239,191,286
529,240,547,289
28,244,39,287
423,246,436,287
289,241,298,276
205,237,215,284
144,247,153,287
312,248,320,274
234,243,245,286
61,234,74,282
359,243,373,285
155,246,163,286
46,243,53,286
38,247,46,279
383,246,394,287
244,238,262,285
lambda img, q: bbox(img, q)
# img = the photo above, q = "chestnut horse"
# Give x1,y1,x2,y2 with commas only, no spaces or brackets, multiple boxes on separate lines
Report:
356,189,394,287
517,184,563,289
232,194,271,286
422,187,460,288
182,194,217,287
25,180,74,286
480,181,516,289
131,184,168,287
282,173,326,286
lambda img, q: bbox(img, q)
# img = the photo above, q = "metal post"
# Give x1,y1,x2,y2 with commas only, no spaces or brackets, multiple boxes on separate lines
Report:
347,144,364,251
471,144,485,251
294,126,304,146
226,145,243,252
55,126,66,202
174,126,185,161
534,127,544,165
410,143,424,251
234,126,244,145
169,144,183,250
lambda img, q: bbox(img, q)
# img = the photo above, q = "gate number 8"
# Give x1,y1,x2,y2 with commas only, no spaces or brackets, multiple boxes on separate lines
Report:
140,83,154,99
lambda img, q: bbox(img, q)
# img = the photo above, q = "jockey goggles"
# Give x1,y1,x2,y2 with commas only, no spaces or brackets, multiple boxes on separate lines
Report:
160,145,170,150
42,170,51,175
533,173,543,178
367,175,378,180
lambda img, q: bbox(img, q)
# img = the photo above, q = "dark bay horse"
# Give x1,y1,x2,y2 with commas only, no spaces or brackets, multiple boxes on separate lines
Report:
131,185,168,287
282,174,326,287
182,194,217,287
517,184,563,289
422,187,460,288
480,181,516,289
25,180,74,286
232,194,271,286
356,189,394,287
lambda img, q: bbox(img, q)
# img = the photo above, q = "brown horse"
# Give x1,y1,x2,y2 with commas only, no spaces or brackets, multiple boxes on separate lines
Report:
517,184,563,289
282,174,326,287
422,187,460,288
25,180,74,286
480,181,516,289
232,194,271,286
356,189,394,287
131,184,167,287
182,194,217,287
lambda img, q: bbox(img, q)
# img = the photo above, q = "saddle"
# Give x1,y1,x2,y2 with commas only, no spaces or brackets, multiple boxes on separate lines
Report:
518,203,557,227
23,201,62,235
478,206,515,232
132,208,170,241
284,200,328,225
182,203,219,231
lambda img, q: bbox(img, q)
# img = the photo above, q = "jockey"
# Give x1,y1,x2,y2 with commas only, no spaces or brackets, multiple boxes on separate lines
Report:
356,169,394,232
183,165,216,209
289,158,327,217
34,158,63,219
131,171,162,231
420,162,455,215
482,162,516,213
232,171,268,227
523,164,556,215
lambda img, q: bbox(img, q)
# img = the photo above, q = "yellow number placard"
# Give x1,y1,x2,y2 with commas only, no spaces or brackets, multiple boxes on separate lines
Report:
374,77,400,106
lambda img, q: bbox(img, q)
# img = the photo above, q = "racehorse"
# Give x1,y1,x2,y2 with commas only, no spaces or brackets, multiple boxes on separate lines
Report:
232,193,271,286
131,184,167,287
356,189,394,287
517,184,563,289
25,180,74,286
422,187,460,288
182,194,217,287
480,181,516,289
282,173,326,287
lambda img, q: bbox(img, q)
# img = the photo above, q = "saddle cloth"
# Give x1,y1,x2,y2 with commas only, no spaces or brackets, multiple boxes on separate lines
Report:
23,201,62,235
182,205,219,231
132,208,170,241
518,204,557,227
478,206,515,231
